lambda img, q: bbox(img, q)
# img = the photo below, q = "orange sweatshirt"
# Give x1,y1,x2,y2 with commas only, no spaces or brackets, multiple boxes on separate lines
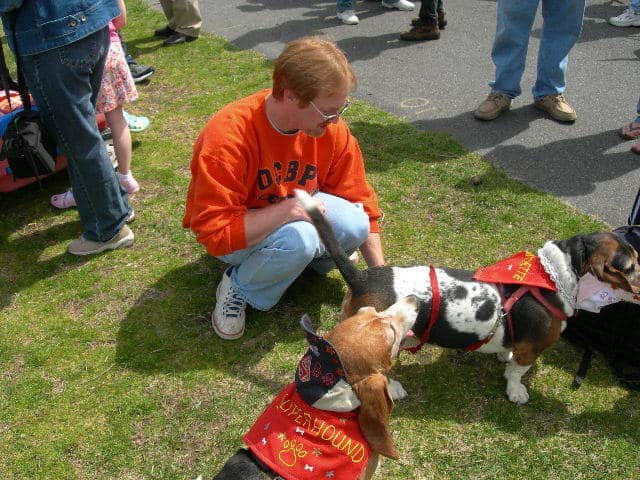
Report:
183,89,382,257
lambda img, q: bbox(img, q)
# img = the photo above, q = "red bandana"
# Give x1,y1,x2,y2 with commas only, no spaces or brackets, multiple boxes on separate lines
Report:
244,383,371,480
472,251,557,291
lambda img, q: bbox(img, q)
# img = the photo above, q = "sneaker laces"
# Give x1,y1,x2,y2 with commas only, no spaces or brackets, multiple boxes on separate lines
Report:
220,286,245,317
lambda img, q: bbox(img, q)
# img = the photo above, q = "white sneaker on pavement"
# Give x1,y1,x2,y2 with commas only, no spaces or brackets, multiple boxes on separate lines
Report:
212,268,247,340
382,0,415,11
609,7,640,27
337,9,359,24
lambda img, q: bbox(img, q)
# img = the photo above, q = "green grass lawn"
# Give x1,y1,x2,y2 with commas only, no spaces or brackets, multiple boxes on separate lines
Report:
1,1,638,479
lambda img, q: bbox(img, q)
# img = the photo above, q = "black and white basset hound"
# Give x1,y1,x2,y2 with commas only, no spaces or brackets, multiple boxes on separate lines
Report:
295,189,640,404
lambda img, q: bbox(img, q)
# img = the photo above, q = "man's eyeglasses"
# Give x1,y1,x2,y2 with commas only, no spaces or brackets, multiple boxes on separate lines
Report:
308,99,351,121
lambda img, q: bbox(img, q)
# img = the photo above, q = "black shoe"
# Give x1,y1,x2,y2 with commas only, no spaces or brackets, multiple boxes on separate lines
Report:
154,25,176,37
162,32,197,46
129,63,155,83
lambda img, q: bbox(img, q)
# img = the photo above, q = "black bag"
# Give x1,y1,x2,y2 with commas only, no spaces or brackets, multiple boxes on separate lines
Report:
0,14,58,181
2,108,57,178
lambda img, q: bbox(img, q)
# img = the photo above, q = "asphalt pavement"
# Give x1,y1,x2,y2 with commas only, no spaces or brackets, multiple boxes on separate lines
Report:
149,0,639,227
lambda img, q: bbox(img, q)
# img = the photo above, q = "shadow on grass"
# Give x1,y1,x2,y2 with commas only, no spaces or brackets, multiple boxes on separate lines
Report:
0,172,91,308
391,347,639,443
115,255,345,391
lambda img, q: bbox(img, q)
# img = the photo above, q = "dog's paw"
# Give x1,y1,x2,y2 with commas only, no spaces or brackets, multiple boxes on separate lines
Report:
497,351,513,363
387,378,408,401
506,382,530,404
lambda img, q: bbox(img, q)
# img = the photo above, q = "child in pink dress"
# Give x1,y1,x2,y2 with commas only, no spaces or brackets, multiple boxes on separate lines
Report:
51,0,141,208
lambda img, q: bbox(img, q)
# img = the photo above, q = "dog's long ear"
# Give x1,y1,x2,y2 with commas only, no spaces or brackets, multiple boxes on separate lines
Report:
352,372,399,460
588,252,607,280
589,241,640,293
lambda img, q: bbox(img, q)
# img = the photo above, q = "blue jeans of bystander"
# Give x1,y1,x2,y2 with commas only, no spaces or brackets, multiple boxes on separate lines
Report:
20,27,131,242
337,0,356,13
489,0,585,100
216,192,370,311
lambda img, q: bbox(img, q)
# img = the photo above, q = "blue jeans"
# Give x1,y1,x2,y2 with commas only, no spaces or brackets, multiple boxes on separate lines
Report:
632,0,640,13
216,192,370,310
337,0,356,12
418,0,443,25
20,27,131,242
489,0,585,99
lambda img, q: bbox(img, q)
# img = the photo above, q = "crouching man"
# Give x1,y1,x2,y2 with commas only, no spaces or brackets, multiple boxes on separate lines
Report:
183,36,384,339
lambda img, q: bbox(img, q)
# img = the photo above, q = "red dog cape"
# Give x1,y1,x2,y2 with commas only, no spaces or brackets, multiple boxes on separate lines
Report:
472,251,557,291
244,315,371,479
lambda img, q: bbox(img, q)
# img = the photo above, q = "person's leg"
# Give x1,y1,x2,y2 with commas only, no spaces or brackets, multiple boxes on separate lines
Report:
337,0,355,13
159,0,177,29
307,192,370,274
337,0,358,24
21,27,131,242
417,0,438,24
532,0,585,99
489,0,540,98
217,193,369,310
105,106,139,194
171,0,202,37
105,107,132,174
217,221,320,311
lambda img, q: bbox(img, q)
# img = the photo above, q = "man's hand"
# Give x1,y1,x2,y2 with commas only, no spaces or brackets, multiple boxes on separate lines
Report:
243,197,325,247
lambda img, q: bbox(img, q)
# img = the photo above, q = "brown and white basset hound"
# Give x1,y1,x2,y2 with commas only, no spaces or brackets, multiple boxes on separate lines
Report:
214,296,418,480
295,189,640,404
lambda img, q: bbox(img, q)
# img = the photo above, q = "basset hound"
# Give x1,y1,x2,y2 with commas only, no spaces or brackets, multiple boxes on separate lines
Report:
295,189,640,404
214,296,418,479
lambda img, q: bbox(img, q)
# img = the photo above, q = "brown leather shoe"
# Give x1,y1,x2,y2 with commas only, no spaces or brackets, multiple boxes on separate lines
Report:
411,9,446,28
534,94,577,122
619,121,640,140
473,92,512,121
400,24,440,41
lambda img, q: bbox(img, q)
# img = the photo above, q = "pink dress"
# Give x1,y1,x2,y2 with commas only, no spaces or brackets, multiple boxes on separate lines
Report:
96,22,138,114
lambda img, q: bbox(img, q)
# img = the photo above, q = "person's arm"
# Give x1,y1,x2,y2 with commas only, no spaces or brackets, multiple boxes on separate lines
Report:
359,232,384,267
112,0,126,30
243,198,323,247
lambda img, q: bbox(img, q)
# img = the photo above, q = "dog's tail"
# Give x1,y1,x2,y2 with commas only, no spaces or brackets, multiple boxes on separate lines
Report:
294,189,367,291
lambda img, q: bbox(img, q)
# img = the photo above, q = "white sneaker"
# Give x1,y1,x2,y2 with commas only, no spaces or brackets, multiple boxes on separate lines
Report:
212,268,247,340
382,0,415,11
337,9,359,24
609,7,640,27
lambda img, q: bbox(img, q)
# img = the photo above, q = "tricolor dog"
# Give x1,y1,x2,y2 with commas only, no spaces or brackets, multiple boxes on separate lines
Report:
295,189,640,404
214,296,418,479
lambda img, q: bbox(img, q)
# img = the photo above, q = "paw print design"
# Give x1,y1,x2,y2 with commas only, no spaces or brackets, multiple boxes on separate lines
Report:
277,438,308,467
311,361,322,378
